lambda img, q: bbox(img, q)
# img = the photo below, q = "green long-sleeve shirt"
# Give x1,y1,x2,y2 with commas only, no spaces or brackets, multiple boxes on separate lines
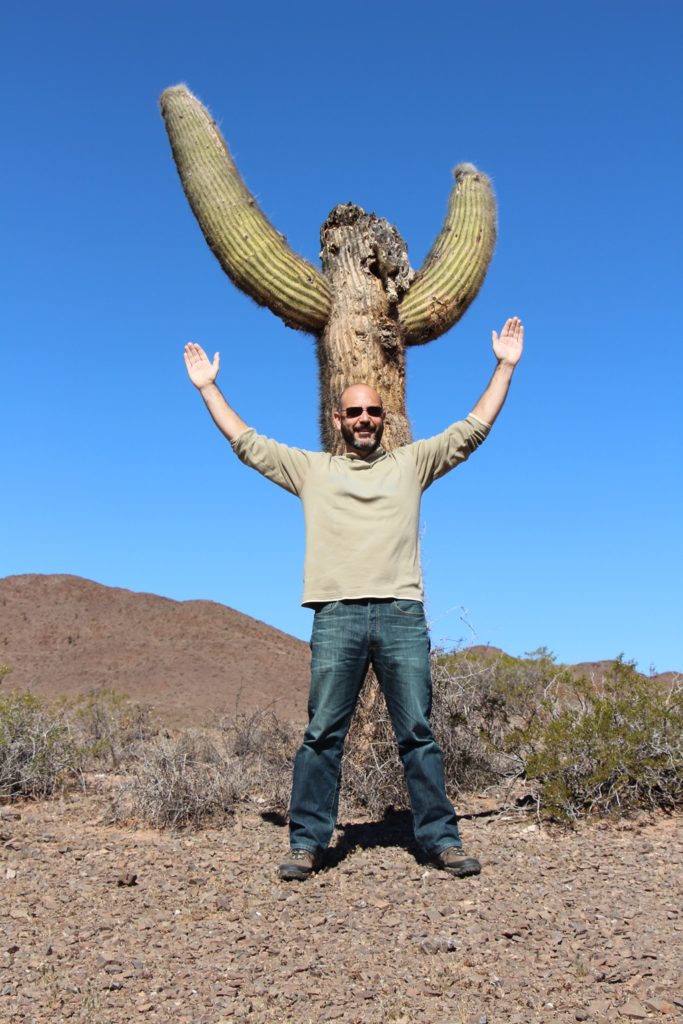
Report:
231,414,490,606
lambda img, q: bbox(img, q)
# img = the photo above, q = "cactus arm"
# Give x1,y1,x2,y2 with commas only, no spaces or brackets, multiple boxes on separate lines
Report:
160,85,331,334
399,164,497,346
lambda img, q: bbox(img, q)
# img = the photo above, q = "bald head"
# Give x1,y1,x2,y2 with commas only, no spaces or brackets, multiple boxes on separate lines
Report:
338,383,383,411
333,383,385,457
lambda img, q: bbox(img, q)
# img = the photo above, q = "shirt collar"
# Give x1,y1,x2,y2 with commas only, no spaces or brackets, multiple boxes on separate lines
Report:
342,445,386,463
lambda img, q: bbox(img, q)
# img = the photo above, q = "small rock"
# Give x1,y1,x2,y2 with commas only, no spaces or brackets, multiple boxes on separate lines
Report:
645,999,677,1015
116,872,137,887
619,998,648,1019
588,999,612,1015
575,1013,589,1022
418,937,457,954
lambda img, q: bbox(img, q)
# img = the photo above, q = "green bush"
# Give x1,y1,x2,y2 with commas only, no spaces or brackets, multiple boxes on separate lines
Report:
339,650,683,824
519,657,683,820
0,691,83,800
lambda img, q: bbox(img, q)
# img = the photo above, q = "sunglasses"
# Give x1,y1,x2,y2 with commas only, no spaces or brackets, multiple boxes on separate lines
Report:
341,405,384,418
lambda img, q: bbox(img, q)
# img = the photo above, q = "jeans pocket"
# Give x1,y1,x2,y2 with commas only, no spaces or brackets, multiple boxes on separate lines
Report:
392,599,424,616
313,600,340,617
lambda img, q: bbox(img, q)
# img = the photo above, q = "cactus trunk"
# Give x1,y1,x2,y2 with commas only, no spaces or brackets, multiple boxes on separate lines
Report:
317,203,414,453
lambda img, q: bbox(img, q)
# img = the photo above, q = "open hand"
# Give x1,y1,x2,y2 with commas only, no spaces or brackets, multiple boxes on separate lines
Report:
184,342,220,390
492,317,524,367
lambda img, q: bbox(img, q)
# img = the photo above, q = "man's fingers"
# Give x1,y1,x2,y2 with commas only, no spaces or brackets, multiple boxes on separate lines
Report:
184,342,212,365
500,316,523,340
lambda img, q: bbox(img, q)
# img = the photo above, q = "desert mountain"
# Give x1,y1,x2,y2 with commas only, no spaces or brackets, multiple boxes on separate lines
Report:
0,574,310,726
2,575,678,728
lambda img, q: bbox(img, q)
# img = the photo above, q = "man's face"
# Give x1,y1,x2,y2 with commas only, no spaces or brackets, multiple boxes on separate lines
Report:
334,384,385,456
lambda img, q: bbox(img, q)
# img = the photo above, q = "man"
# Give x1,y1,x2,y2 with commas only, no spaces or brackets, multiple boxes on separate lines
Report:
184,317,523,881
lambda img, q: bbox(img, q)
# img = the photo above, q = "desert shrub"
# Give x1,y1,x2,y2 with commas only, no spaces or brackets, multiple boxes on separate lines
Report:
220,708,299,809
338,648,683,823
112,709,300,828
437,645,576,733
339,651,549,816
0,692,83,801
340,674,408,815
430,654,526,790
519,658,683,821
114,730,254,828
71,687,155,768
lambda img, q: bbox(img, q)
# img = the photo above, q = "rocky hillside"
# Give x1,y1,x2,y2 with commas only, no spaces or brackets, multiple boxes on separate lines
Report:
0,574,310,725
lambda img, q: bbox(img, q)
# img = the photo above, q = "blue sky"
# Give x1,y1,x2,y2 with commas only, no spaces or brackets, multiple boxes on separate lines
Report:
3,1,682,672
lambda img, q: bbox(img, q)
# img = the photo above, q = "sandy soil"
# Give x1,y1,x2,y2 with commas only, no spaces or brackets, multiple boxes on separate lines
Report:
1,791,681,1024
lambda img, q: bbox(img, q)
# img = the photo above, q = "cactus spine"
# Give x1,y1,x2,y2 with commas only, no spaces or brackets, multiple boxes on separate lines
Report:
160,85,497,451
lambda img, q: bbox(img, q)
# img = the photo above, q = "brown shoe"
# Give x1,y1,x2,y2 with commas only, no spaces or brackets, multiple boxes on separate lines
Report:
434,847,481,878
278,849,322,881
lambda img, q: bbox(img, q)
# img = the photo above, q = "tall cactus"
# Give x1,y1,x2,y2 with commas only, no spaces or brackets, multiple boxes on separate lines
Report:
160,85,496,454
161,84,497,759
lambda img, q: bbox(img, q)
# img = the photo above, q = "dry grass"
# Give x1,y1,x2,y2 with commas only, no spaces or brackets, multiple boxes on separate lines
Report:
2,651,681,830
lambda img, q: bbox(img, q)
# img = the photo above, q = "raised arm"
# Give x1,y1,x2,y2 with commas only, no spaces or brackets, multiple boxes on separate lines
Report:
470,317,524,427
183,342,250,442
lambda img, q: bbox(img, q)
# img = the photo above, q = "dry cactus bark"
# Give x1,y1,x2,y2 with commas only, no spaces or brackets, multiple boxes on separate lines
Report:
160,83,497,746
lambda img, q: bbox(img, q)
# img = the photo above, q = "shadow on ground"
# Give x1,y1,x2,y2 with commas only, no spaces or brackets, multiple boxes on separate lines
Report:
262,806,425,866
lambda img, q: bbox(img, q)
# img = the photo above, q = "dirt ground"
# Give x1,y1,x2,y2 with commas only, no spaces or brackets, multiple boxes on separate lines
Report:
1,791,681,1024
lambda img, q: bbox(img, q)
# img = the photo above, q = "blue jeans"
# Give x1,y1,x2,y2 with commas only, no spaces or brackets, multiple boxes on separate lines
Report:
289,599,462,856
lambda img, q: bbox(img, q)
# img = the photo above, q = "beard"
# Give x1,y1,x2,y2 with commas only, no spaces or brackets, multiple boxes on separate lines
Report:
340,418,384,454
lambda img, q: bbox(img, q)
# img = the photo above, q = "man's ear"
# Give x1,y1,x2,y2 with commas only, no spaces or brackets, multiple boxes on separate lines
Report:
332,410,342,433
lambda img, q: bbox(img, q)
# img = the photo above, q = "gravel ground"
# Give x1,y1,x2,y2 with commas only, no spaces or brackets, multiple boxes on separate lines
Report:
1,793,682,1024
